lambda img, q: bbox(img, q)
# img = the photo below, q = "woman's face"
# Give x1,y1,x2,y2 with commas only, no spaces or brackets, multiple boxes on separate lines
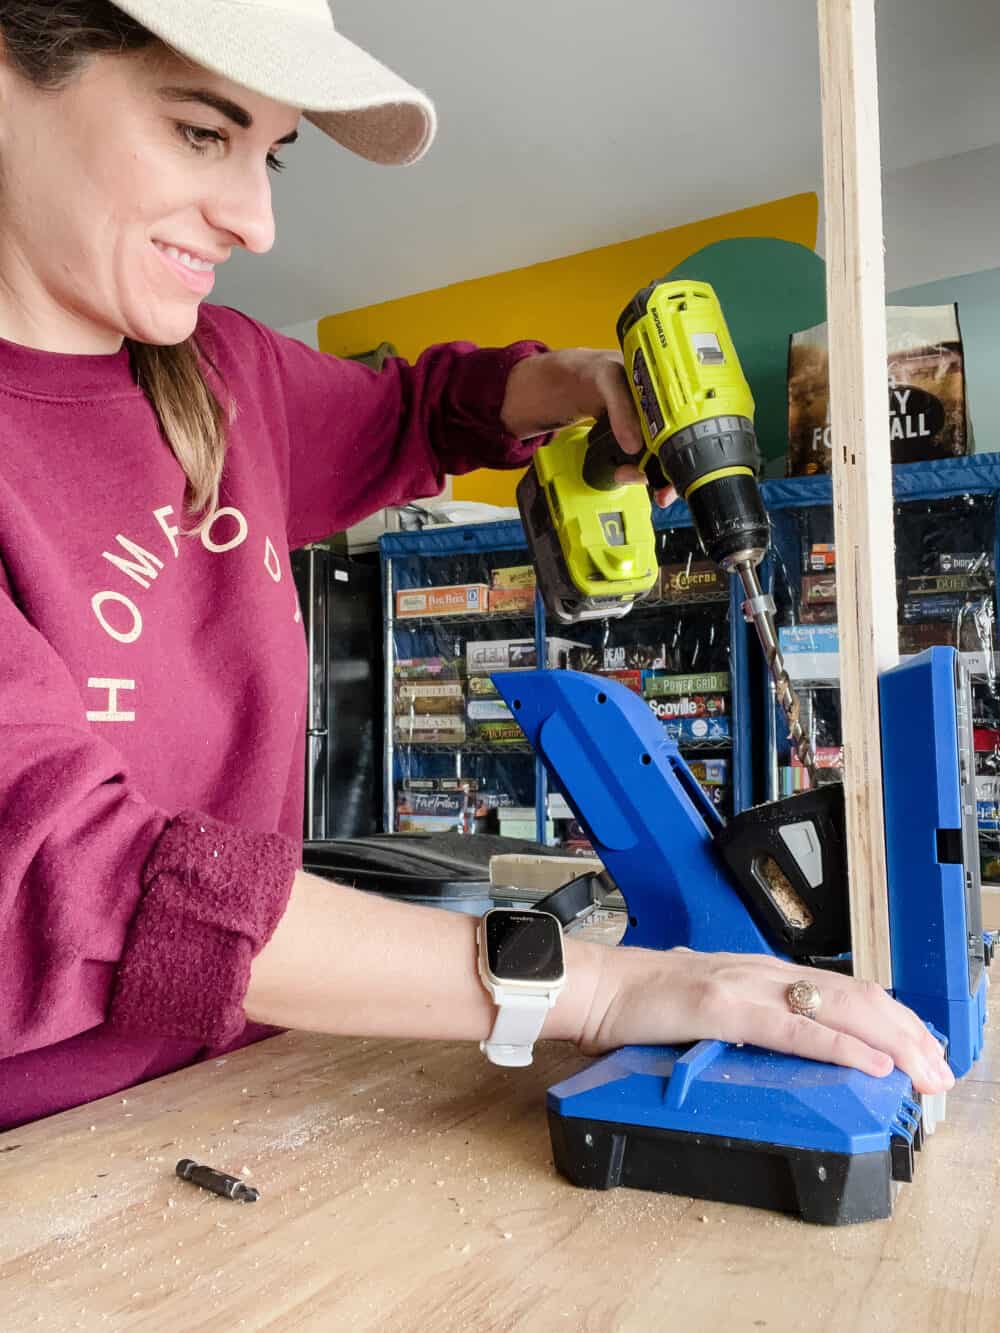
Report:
0,45,300,351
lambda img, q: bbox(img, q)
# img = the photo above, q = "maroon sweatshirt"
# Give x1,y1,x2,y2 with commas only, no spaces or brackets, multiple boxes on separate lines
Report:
0,304,544,1130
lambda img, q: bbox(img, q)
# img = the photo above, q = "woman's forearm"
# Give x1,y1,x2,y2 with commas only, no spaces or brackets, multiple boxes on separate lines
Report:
243,871,956,1098
244,869,604,1044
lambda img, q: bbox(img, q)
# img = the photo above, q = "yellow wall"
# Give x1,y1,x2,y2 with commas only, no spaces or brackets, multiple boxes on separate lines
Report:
317,193,819,506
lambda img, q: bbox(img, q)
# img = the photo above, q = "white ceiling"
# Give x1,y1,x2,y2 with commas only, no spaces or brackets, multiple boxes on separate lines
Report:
211,0,1000,328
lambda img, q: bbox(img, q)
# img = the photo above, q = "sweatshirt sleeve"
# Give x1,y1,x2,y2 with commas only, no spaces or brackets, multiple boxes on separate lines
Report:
205,310,550,549
0,582,298,1059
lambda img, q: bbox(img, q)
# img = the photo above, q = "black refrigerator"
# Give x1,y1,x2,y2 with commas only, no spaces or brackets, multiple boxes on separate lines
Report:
291,547,383,839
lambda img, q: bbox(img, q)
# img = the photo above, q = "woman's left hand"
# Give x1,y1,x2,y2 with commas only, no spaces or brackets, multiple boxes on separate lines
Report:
570,943,955,1095
501,348,676,507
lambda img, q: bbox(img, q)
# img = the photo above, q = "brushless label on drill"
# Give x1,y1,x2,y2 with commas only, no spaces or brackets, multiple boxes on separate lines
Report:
598,512,626,547
630,348,664,441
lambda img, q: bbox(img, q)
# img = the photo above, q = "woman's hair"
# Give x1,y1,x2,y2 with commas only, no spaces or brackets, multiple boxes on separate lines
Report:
0,1,231,523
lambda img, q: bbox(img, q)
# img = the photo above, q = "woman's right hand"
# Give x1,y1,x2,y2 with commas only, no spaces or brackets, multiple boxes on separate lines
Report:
574,943,955,1095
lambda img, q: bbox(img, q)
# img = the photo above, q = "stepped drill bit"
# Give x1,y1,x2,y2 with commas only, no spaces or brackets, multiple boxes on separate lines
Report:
733,560,818,787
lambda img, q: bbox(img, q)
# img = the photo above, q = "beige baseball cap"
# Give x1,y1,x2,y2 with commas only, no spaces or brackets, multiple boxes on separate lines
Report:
111,0,437,165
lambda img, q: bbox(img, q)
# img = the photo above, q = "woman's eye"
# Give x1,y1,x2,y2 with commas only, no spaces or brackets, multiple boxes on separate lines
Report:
178,123,225,154
176,122,286,173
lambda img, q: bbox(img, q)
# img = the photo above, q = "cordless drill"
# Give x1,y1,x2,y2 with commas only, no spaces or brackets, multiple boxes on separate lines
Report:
517,277,816,781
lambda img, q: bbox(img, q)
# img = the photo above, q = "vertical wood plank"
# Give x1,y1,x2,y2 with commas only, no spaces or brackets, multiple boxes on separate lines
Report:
816,0,897,986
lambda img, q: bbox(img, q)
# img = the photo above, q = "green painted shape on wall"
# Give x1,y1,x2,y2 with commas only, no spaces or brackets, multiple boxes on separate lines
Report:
667,237,827,466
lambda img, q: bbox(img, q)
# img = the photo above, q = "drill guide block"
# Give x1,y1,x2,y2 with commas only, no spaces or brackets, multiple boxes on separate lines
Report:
547,1043,922,1227
492,668,774,956
879,648,988,1077
492,656,985,1223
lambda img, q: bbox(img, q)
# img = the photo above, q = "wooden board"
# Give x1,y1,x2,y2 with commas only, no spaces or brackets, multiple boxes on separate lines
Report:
982,886,1000,933
817,0,898,986
2,1023,999,1332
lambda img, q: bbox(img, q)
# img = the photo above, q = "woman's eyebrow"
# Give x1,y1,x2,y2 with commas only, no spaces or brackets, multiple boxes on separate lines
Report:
157,85,299,145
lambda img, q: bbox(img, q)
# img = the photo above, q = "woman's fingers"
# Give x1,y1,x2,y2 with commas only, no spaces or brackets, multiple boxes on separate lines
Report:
752,970,954,1093
812,976,942,1067
821,981,953,1092
594,949,955,1094
702,958,954,1093
597,359,678,506
716,1001,895,1080
613,463,646,486
781,969,953,1090
611,464,678,510
597,357,645,458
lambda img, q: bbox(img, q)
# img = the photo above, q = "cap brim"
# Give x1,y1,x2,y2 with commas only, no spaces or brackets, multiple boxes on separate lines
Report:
111,0,437,164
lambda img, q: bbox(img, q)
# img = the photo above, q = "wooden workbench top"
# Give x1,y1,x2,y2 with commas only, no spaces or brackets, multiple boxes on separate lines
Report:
3,1020,999,1333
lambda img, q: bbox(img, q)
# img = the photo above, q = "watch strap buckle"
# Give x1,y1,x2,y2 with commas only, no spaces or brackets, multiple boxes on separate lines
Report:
533,868,614,930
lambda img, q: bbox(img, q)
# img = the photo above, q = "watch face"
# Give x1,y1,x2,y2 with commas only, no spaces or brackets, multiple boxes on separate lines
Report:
485,910,564,983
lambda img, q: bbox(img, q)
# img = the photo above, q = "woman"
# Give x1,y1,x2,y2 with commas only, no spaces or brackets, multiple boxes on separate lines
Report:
0,0,952,1132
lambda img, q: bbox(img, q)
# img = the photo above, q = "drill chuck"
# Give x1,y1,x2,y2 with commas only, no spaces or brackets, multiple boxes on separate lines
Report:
686,470,770,569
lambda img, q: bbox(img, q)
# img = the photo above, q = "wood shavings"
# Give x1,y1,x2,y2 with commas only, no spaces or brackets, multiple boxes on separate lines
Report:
756,856,814,928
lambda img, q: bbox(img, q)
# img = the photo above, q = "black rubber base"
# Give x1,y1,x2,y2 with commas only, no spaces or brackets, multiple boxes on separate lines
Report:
549,1110,911,1225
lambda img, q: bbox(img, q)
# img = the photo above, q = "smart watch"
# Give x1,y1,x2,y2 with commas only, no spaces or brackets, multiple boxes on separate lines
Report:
477,907,567,1067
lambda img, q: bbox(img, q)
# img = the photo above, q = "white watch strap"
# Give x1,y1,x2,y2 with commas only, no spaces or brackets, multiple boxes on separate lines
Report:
480,990,552,1067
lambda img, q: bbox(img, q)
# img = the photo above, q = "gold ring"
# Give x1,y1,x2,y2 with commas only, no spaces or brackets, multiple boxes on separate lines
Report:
786,979,822,1019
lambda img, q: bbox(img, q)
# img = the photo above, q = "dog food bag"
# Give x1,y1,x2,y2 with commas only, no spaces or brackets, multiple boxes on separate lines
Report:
787,304,971,475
